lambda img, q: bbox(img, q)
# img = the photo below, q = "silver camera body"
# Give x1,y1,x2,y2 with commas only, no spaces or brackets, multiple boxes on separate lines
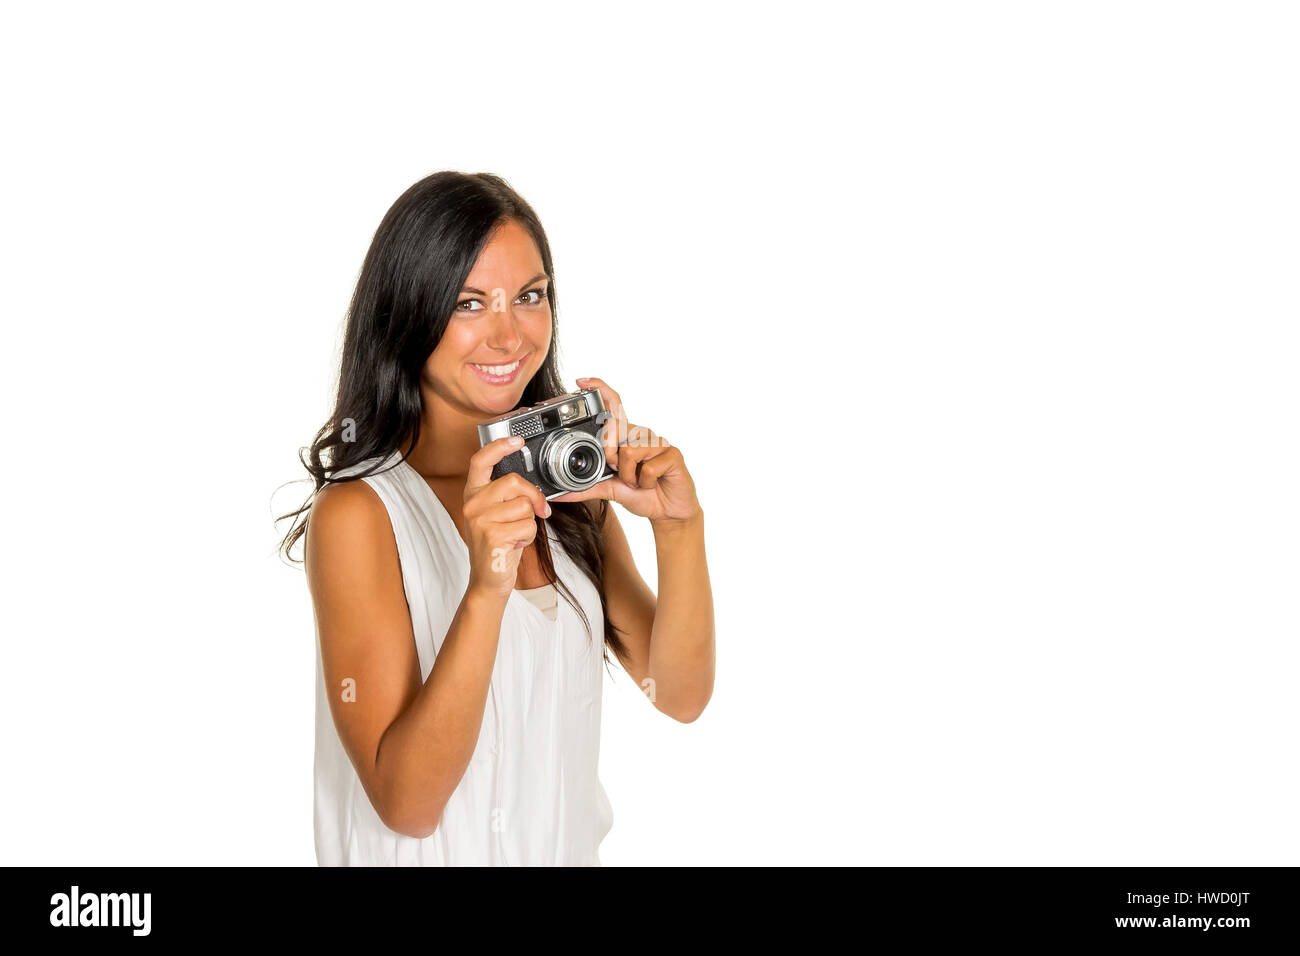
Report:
476,387,616,500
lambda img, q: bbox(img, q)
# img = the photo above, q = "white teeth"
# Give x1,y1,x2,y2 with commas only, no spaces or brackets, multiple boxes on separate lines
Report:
472,358,522,376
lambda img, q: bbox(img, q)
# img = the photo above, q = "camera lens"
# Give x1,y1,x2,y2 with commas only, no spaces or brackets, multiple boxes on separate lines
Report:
568,448,595,479
541,431,606,493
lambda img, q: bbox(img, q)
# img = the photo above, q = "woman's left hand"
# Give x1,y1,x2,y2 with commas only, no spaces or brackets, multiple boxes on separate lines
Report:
549,376,702,526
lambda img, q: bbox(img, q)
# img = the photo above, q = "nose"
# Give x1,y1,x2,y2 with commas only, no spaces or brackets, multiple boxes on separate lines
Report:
483,300,523,354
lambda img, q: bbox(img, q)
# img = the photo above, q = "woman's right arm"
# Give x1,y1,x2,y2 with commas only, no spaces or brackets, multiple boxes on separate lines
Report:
304,438,547,839
305,480,500,837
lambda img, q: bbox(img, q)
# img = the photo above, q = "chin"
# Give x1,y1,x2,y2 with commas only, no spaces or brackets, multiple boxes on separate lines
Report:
481,395,522,416
469,384,527,417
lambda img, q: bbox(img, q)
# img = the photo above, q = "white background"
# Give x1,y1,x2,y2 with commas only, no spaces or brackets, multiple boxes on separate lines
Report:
1,2,1296,865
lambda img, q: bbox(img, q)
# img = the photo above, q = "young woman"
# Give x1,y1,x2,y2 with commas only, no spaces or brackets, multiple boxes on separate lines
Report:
278,171,714,865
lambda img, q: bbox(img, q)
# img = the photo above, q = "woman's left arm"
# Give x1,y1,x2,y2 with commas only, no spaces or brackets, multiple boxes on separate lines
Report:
552,376,715,722
643,507,713,722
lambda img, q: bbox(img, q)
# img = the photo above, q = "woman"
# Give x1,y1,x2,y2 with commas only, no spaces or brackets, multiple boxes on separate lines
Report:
278,171,715,866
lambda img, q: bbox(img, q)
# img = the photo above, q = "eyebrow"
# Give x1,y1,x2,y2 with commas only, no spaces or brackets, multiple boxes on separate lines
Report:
460,273,549,296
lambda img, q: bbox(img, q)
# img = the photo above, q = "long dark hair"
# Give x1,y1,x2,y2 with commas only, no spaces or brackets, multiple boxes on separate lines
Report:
276,170,629,670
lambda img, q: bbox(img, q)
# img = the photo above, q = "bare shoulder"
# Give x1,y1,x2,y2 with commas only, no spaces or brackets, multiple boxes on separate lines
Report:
304,479,396,582
309,478,388,535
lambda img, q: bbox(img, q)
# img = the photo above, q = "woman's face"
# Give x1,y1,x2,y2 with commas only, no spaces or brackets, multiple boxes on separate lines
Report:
423,218,552,418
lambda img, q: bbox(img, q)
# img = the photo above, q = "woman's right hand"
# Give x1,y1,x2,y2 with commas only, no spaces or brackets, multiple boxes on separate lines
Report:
463,436,551,600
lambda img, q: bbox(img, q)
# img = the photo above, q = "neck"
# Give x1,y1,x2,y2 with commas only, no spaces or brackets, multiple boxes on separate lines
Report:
401,384,489,481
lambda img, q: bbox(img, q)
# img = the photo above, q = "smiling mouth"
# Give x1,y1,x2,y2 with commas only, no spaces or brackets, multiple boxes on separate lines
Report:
467,353,531,386
469,357,524,375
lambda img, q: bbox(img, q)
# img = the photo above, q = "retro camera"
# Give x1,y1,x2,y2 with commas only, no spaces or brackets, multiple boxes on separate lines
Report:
476,388,617,500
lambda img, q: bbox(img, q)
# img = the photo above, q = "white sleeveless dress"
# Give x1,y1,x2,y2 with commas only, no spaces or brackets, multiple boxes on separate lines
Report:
312,451,614,866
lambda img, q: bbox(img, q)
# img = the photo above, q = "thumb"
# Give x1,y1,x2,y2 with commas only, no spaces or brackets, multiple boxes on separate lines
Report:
551,476,627,505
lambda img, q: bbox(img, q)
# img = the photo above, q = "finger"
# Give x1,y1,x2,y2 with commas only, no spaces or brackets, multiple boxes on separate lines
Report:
552,477,624,504
634,446,680,489
621,423,663,451
577,377,627,464
599,412,623,469
497,515,540,550
482,496,537,524
575,377,624,419
628,444,675,489
585,404,622,470
483,472,550,518
615,425,663,486
466,436,527,501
